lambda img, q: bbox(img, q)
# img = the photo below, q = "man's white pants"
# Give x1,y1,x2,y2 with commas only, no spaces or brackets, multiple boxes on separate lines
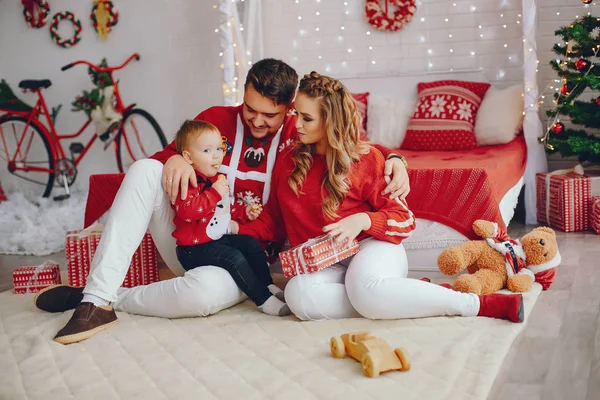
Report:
83,159,246,318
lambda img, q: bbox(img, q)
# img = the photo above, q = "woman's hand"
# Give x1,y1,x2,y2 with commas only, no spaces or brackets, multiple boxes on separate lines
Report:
246,204,263,221
162,155,197,203
322,213,371,245
381,157,410,200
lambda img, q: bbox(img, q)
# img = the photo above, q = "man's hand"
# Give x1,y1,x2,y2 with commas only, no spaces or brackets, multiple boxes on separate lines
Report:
213,176,230,198
322,213,371,245
381,157,410,200
246,204,263,221
162,155,197,203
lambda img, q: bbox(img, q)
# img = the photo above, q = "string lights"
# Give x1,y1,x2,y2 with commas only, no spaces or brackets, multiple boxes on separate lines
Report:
212,0,597,107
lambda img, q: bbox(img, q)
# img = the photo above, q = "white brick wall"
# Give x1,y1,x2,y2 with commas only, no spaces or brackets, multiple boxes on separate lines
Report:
262,0,597,169
263,0,526,87
0,0,594,189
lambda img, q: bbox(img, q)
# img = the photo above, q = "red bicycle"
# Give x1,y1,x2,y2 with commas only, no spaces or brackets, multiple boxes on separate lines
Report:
0,53,167,199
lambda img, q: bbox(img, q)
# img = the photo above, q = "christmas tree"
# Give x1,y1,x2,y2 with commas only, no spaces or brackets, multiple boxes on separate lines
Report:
544,14,600,166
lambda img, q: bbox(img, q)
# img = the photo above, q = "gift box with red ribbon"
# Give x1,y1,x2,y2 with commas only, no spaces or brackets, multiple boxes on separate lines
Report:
591,196,600,235
65,225,159,287
279,234,360,278
536,171,591,232
13,263,61,294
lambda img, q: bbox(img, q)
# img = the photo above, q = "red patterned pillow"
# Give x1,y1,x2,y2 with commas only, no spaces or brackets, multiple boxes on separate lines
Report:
401,80,490,151
352,92,369,141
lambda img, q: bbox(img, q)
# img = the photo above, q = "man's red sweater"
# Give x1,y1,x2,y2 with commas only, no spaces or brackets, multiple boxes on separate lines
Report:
150,105,399,209
238,147,416,248
171,174,249,246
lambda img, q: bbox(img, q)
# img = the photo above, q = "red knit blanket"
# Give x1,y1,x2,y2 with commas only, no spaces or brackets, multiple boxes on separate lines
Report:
405,168,504,239
84,169,504,240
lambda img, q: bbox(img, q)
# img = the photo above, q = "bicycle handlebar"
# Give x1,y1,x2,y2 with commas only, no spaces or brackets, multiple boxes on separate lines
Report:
61,53,140,73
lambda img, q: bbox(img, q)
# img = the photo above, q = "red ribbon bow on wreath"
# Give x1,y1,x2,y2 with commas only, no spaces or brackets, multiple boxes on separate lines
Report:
365,0,417,32
22,0,50,29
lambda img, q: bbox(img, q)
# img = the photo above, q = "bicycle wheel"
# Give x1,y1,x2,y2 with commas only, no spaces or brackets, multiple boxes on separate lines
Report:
115,108,167,173
0,115,54,197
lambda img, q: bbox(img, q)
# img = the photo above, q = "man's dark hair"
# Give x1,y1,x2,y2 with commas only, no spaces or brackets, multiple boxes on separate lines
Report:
244,58,298,105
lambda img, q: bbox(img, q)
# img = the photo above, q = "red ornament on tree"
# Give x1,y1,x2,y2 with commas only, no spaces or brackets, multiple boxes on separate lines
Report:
560,83,571,95
582,0,593,4
596,96,600,106
552,122,565,134
575,58,591,71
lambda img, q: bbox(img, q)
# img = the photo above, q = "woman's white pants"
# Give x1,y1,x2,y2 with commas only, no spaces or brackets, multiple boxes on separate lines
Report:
284,238,480,321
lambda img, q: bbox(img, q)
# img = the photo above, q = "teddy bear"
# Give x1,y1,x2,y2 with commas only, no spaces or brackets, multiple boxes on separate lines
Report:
437,220,561,294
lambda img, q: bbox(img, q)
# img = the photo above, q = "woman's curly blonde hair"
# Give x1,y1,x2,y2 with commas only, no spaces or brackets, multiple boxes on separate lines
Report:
289,71,369,220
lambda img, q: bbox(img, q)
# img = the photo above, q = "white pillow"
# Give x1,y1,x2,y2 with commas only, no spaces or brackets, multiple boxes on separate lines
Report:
474,84,524,146
366,95,417,149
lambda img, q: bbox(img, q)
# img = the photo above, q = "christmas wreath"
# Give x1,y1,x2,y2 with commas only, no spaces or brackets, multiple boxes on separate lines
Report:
49,12,83,48
22,0,50,29
365,0,417,32
91,0,119,39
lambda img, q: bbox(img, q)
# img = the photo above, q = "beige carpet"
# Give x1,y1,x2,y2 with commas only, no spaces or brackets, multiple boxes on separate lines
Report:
0,284,542,400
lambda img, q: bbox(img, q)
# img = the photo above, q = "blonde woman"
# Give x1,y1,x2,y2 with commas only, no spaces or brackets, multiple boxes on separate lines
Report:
234,72,525,323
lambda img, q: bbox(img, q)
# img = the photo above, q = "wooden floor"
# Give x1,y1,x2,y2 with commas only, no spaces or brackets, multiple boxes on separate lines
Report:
1,222,598,400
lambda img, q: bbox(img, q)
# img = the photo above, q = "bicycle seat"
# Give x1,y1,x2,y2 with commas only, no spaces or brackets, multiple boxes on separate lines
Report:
18,79,52,90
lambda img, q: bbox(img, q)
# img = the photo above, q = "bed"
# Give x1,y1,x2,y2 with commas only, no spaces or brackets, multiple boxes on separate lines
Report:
342,70,538,274
401,136,526,273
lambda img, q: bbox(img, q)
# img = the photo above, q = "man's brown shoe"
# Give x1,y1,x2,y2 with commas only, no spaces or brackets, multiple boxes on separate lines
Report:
34,284,84,313
53,302,118,345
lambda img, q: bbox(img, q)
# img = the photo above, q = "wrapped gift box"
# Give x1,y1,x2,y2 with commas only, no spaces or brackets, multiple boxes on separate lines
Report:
591,196,600,235
65,225,159,287
13,263,61,294
280,234,360,278
536,172,591,232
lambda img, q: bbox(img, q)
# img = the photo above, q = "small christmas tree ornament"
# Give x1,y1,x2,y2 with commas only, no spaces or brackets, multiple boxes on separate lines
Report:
22,0,50,28
596,96,600,106
575,58,591,71
560,83,571,95
91,0,119,40
582,0,593,4
552,122,565,134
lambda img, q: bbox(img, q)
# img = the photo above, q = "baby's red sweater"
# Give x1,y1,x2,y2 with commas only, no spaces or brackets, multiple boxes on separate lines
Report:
171,174,249,246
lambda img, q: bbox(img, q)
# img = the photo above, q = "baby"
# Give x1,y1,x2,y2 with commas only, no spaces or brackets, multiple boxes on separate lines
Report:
171,120,289,316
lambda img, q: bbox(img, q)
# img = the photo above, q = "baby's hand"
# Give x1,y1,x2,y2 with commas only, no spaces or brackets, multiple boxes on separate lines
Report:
246,203,263,220
213,175,229,197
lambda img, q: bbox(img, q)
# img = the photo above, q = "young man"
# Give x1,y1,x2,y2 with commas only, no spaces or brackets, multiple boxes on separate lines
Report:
36,59,410,345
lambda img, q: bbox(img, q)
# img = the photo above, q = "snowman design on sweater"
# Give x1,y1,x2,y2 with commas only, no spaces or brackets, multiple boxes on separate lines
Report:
206,195,232,240
171,175,249,246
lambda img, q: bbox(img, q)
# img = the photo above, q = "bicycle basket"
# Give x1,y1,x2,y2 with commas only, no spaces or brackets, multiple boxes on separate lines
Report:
0,79,33,112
